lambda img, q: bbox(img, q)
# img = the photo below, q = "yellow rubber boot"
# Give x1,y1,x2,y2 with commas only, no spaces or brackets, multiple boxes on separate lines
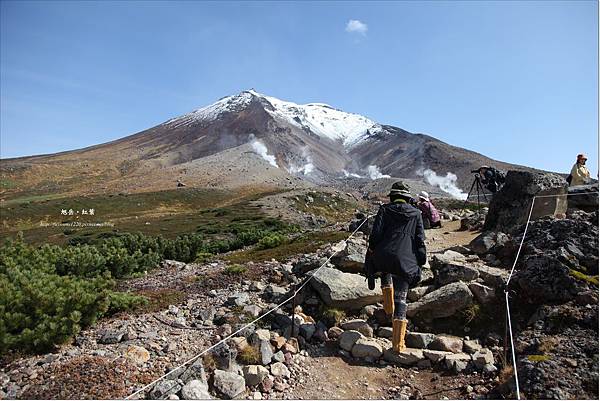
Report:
382,284,394,316
392,319,408,353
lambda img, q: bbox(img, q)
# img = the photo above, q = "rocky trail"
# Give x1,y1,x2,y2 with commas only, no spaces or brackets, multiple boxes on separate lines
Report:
1,174,597,401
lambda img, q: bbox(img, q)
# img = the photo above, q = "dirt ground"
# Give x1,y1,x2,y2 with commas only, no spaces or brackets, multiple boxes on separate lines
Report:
282,220,486,400
286,344,492,400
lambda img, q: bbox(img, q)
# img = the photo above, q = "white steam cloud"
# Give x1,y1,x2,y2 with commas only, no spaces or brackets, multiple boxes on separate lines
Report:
366,165,391,180
288,147,314,175
342,169,363,178
421,168,468,200
249,135,278,168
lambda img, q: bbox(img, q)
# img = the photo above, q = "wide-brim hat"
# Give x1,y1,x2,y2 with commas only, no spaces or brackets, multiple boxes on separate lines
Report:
389,188,412,197
388,181,412,197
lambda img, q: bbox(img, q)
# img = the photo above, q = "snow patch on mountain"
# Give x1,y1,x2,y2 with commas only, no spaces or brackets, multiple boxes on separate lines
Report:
167,89,380,147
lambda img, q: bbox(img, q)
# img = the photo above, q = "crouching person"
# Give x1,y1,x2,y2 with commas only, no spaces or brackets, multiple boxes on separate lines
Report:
417,191,442,229
364,182,427,352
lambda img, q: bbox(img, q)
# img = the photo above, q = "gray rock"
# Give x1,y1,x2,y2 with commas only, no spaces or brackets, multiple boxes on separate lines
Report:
477,266,509,288
435,262,480,286
463,339,482,354
340,319,373,337
226,292,250,307
243,305,262,318
181,379,211,399
377,327,393,339
444,353,471,372
299,323,316,340
338,330,364,351
423,349,453,363
180,359,207,383
430,250,467,269
330,237,368,273
98,328,125,344
174,316,187,328
483,363,498,374
351,338,383,359
327,326,344,339
429,335,464,353
197,307,216,322
258,340,274,365
249,329,271,346
242,365,269,387
265,285,287,302
213,370,246,399
405,332,435,349
469,231,510,255
272,351,285,363
270,362,291,378
473,348,495,369
407,282,474,319
150,380,181,399
408,286,434,302
383,347,425,366
468,282,496,304
309,267,381,311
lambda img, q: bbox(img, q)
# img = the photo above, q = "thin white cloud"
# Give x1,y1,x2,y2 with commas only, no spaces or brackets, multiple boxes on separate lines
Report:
345,19,368,36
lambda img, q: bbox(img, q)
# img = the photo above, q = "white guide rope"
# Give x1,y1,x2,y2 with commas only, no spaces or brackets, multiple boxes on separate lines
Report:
126,215,373,400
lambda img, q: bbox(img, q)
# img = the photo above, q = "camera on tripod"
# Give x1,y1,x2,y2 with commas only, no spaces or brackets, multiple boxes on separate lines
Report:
463,166,505,212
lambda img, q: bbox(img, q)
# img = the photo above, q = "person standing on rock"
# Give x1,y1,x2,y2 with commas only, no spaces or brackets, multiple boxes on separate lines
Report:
568,153,591,186
416,191,442,229
364,181,427,353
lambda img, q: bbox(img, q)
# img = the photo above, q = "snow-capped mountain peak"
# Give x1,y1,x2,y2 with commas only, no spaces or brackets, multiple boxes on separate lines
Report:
168,90,381,147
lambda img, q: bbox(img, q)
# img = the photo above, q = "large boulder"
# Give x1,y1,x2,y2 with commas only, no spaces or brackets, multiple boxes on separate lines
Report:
309,267,381,310
484,171,568,233
407,282,474,319
330,237,368,273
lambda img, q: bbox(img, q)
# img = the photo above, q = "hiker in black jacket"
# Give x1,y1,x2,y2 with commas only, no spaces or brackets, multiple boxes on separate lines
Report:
364,181,427,352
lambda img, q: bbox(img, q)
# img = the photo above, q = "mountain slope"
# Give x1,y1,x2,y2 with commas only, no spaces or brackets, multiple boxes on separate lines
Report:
0,90,535,201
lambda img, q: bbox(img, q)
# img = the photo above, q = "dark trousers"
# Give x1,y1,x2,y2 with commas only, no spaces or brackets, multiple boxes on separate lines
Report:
381,273,409,319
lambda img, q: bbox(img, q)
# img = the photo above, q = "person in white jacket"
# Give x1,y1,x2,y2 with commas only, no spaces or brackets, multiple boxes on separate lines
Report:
569,154,591,186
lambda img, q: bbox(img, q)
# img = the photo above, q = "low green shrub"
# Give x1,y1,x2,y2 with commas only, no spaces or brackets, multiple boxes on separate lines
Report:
257,233,285,250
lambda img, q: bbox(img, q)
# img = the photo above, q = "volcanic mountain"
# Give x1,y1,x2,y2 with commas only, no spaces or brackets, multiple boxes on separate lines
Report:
0,90,532,200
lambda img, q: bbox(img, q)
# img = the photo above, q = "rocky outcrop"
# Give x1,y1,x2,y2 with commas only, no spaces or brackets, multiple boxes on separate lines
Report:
484,170,568,233
567,184,599,213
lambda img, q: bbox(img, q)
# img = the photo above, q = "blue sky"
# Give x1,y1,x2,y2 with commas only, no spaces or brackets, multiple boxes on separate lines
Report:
1,1,597,175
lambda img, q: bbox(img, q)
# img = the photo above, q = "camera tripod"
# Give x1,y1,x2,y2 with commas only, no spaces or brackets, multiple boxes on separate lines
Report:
462,174,488,213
